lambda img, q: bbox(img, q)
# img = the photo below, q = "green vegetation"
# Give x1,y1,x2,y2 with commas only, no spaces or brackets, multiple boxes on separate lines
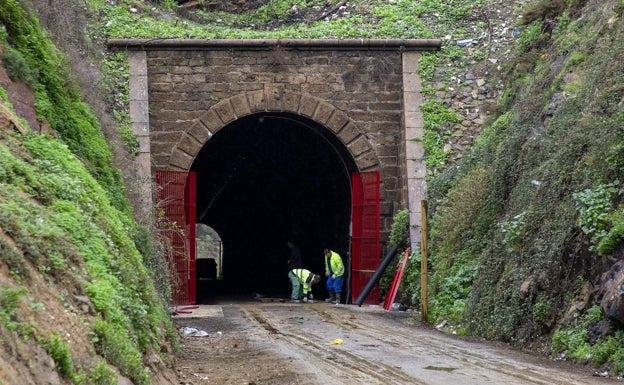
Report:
550,306,624,368
420,0,624,376
100,0,436,39
0,0,130,214
1,46,39,87
0,285,119,384
0,1,177,383
43,332,120,384
3,0,624,380
87,361,118,385
573,182,619,253
0,286,27,331
421,100,461,172
0,126,174,383
517,21,545,52
102,51,139,155
46,333,76,378
92,319,151,385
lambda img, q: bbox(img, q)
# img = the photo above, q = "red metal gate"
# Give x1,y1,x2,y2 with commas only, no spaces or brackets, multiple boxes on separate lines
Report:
350,171,380,305
155,170,196,305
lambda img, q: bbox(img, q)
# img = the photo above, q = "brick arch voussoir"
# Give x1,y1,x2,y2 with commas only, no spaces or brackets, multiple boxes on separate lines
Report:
169,90,380,171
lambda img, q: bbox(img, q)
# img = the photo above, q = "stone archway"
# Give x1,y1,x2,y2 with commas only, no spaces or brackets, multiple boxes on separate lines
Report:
186,107,361,297
119,39,437,268
167,89,380,172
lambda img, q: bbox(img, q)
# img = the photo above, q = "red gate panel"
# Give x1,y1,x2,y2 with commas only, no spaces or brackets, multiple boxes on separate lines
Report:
351,171,380,304
155,170,196,305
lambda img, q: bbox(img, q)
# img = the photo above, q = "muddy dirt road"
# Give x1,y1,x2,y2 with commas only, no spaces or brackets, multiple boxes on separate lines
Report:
172,300,618,385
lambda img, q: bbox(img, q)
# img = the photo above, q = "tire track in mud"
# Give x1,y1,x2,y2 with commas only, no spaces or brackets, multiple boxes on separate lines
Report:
312,306,616,385
245,305,428,385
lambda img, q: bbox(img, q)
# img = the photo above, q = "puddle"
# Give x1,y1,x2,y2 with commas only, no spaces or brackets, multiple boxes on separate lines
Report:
424,366,457,372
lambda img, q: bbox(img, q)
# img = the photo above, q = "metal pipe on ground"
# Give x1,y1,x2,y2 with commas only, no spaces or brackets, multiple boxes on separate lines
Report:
354,244,399,307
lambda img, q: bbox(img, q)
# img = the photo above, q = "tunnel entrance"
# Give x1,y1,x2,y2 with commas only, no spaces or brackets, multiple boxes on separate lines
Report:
191,112,358,302
196,224,222,281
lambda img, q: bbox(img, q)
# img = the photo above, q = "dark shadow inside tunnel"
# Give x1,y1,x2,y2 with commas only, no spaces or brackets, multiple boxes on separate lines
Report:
191,112,358,303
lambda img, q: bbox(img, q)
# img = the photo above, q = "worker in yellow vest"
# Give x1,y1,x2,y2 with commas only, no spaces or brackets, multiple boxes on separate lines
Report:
288,268,321,303
324,249,345,304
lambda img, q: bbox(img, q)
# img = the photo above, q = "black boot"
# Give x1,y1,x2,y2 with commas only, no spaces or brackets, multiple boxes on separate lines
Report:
334,292,341,305
325,292,335,303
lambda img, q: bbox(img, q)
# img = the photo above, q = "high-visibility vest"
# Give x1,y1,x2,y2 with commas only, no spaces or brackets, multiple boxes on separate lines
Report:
325,250,344,277
292,269,316,294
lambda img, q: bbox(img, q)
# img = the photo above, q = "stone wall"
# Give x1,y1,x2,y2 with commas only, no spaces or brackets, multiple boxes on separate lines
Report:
113,39,440,245
145,48,404,238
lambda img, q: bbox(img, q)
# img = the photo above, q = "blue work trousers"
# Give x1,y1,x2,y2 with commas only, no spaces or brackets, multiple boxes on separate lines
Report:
326,274,344,293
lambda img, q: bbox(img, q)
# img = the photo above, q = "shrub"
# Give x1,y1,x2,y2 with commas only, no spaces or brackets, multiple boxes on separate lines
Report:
46,333,75,378
573,182,618,252
2,47,38,86
551,306,608,364
380,210,410,300
88,361,118,385
0,286,26,331
590,334,621,366
92,319,151,385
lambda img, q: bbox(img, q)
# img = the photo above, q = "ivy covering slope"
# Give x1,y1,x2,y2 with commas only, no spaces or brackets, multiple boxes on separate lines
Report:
1,1,131,214
0,1,176,384
426,0,624,375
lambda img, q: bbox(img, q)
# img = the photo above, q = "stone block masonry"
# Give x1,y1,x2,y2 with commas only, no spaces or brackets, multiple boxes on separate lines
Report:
111,38,440,245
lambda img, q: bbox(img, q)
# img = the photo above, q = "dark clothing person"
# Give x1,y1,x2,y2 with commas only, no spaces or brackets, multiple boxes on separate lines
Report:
287,241,303,269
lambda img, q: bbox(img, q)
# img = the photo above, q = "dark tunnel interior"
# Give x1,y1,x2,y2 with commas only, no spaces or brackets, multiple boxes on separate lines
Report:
191,112,358,302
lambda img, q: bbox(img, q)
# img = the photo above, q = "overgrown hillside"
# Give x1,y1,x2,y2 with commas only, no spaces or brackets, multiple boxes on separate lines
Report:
2,0,624,382
426,0,624,376
0,1,179,384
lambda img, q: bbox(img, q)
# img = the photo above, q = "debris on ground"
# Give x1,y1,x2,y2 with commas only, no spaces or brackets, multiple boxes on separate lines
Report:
182,327,209,337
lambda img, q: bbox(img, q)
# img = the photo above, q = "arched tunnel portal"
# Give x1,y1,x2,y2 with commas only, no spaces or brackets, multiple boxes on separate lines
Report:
191,112,359,302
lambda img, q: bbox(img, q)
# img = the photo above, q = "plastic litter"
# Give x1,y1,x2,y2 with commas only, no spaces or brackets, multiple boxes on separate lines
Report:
327,338,343,345
457,39,476,47
182,327,209,337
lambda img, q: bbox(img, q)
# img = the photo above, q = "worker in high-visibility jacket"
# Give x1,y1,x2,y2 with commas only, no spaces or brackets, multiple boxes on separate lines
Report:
324,249,345,304
288,268,321,303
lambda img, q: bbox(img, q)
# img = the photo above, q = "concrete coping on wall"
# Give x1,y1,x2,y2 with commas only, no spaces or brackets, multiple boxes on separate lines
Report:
107,38,441,51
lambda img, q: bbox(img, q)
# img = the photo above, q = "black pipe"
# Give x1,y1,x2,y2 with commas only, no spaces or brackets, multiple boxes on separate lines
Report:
355,244,399,307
